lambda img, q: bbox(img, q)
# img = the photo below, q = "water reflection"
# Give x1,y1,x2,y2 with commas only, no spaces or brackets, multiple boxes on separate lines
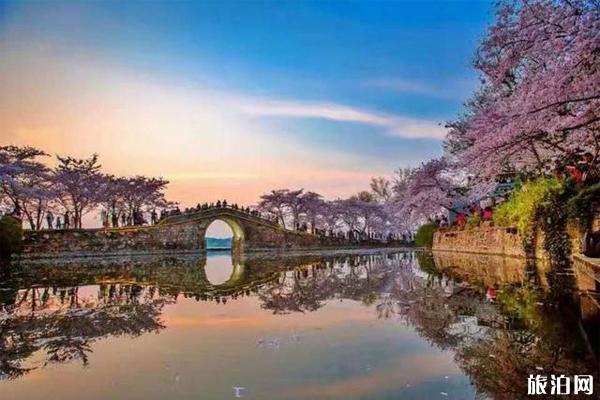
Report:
204,251,237,285
0,250,598,399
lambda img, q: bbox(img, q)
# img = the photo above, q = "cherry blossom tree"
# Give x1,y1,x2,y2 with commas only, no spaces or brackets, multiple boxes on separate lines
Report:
456,0,600,180
386,0,600,227
96,175,127,221
282,189,306,229
370,177,393,203
95,175,169,226
258,189,324,230
257,189,292,228
299,191,325,233
390,168,413,198
1,145,172,230
395,158,470,223
120,176,170,217
0,145,55,229
337,191,386,237
53,154,103,229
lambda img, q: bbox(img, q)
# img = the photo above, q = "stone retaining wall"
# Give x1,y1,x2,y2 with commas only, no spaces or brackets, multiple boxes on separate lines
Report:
21,223,203,258
432,214,596,261
432,224,525,257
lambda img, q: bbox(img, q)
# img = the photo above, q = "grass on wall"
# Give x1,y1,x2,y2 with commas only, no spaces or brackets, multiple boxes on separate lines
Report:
493,177,563,236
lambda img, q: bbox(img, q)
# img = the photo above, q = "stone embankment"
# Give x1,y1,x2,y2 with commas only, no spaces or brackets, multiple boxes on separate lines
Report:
432,217,600,295
432,217,594,260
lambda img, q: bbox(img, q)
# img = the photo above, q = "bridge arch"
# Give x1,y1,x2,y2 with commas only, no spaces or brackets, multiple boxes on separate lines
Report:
201,216,245,253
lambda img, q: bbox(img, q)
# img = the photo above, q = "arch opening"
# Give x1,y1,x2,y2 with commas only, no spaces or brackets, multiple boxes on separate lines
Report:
203,217,245,253
203,218,245,284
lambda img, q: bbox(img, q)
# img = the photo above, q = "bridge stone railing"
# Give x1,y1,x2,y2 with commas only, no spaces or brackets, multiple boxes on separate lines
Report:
158,206,279,228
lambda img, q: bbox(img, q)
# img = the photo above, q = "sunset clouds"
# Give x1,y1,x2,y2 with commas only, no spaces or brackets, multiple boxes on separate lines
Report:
0,1,488,206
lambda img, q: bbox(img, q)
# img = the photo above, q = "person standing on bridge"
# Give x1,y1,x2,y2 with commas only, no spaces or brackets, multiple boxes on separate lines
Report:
63,210,70,230
100,209,108,229
151,209,158,225
46,210,54,230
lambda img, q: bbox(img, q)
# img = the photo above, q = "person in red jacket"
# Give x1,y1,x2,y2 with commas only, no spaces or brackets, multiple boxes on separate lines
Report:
456,212,467,226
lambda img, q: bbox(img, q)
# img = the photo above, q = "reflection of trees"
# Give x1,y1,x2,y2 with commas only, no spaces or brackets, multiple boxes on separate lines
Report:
256,251,599,399
403,255,599,400
453,291,599,399
258,268,327,314
0,283,173,380
257,254,407,314
3,250,598,398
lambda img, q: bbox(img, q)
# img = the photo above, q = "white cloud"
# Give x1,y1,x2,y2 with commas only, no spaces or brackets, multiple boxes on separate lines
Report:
239,99,447,139
367,77,480,100
368,78,439,96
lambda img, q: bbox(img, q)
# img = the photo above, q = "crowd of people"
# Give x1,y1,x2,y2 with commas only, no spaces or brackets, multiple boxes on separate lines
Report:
11,200,269,231
42,210,69,230
434,196,506,229
160,200,269,222
39,208,161,231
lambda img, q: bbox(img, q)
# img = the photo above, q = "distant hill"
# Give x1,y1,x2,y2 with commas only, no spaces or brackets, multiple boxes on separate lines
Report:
205,237,232,249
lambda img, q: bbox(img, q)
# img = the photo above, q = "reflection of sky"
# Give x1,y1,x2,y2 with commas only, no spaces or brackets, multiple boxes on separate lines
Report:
204,252,235,285
1,290,474,400
0,1,491,211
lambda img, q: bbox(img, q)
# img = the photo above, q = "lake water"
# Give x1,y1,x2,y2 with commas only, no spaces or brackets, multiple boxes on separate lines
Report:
0,249,598,399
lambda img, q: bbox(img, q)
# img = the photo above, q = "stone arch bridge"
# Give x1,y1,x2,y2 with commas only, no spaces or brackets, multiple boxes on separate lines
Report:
21,206,347,258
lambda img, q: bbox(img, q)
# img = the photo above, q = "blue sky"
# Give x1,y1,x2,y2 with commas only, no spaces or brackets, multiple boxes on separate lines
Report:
0,0,493,206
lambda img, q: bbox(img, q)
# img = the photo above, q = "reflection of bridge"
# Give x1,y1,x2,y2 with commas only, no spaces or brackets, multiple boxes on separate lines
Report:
0,250,410,381
8,250,408,305
22,206,348,257
8,251,337,302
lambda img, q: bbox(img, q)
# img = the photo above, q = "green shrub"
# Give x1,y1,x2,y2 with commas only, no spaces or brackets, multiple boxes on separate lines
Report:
0,216,23,259
415,222,436,248
493,177,563,235
466,213,482,229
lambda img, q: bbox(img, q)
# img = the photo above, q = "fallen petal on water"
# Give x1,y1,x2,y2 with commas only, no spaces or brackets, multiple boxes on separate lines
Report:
257,338,281,349
232,386,247,398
